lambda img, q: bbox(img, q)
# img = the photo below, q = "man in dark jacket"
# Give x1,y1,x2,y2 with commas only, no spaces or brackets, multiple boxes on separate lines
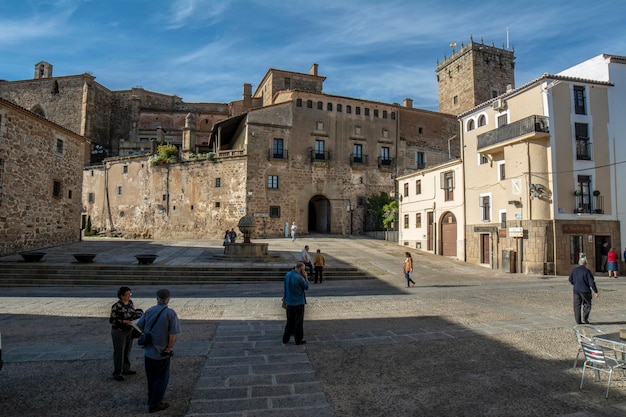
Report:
568,257,599,324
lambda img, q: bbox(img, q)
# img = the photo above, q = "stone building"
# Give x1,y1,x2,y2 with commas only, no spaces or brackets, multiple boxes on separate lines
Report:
0,97,90,255
0,61,253,160
81,65,457,239
436,38,515,115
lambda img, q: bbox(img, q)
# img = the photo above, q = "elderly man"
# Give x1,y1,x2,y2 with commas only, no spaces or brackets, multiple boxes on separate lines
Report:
568,257,599,325
136,289,181,413
282,262,309,345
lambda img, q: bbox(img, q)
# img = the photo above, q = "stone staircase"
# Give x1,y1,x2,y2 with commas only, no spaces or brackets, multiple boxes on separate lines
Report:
0,263,374,286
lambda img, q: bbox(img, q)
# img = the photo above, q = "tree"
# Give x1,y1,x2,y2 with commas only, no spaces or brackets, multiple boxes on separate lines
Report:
365,192,393,231
382,200,398,230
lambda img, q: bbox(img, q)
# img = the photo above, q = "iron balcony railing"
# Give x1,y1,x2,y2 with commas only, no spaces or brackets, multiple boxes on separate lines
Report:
310,150,331,162
377,156,395,168
575,195,604,214
268,148,289,160
350,153,369,165
477,115,549,150
575,138,592,160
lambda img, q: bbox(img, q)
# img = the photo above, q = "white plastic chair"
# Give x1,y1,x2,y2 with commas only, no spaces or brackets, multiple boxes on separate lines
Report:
579,341,626,398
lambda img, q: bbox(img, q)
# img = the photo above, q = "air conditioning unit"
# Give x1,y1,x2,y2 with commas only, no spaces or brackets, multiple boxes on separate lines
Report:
492,99,506,111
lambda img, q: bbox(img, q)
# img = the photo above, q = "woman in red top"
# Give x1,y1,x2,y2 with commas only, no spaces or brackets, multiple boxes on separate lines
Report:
607,247,619,278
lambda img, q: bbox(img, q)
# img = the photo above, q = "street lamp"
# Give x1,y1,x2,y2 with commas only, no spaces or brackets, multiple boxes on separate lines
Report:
346,203,354,235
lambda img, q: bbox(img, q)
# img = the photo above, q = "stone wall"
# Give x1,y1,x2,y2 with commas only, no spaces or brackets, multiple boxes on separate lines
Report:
0,98,89,255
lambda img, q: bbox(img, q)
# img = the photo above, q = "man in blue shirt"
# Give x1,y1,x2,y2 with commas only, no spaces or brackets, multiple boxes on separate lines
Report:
137,289,181,413
282,262,309,345
568,257,599,324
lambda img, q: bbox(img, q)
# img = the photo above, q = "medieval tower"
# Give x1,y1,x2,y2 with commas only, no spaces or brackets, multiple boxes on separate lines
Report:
436,37,515,115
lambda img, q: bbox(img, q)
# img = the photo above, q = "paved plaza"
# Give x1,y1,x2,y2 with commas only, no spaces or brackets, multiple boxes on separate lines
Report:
1,236,626,416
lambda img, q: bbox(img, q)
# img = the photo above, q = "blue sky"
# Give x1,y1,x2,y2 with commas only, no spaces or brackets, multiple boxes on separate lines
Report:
1,0,624,111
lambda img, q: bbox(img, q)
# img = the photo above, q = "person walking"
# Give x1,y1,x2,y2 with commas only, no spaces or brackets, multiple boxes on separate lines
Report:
299,245,313,276
109,286,141,381
313,248,326,284
229,227,237,243
282,262,309,345
569,257,599,324
607,247,619,278
290,222,297,241
223,230,230,245
403,252,416,287
136,289,181,414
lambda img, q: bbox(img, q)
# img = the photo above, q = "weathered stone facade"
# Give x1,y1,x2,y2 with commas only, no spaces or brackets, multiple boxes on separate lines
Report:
0,98,89,255
436,38,515,115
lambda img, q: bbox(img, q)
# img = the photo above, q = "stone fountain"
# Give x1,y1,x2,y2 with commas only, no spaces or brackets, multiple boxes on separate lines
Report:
222,214,269,258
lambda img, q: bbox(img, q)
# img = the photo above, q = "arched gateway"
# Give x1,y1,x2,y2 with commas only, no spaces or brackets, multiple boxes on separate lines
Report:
308,195,331,233
440,212,457,257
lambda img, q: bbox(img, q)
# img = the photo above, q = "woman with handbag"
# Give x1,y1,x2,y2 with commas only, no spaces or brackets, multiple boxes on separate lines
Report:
109,286,141,381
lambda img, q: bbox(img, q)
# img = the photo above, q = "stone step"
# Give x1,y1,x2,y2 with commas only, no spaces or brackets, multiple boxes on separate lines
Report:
0,263,373,286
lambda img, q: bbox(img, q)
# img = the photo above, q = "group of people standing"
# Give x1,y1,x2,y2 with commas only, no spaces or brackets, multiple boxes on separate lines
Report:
223,228,238,245
109,287,180,414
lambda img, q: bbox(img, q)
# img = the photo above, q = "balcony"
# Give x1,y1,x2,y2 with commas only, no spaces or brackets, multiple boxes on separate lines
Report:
477,115,549,152
350,154,369,165
575,138,592,160
574,194,604,214
377,156,395,168
268,148,289,160
310,150,331,162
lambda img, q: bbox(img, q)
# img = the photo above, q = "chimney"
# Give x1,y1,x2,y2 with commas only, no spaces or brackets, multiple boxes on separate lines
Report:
506,84,513,92
403,98,413,109
309,63,318,76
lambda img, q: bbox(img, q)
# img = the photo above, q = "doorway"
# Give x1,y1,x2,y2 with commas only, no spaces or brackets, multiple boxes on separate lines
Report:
308,195,330,233
440,212,457,256
480,233,491,265
595,235,611,273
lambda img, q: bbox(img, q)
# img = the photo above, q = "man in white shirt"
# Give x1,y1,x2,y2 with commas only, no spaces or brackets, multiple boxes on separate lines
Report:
299,245,313,275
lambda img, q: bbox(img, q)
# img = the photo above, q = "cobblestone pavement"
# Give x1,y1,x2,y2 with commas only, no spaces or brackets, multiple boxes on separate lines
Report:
2,236,626,416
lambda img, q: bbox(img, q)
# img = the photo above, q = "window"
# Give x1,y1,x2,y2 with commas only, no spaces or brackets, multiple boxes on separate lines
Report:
403,214,409,229
270,206,281,218
497,162,506,181
403,183,409,198
442,171,454,201
575,123,591,160
416,152,425,169
576,175,591,212
415,213,422,228
337,104,342,112
574,85,586,115
492,90,498,98
317,101,323,110
479,154,489,165
215,178,221,187
467,119,475,131
383,110,388,119
453,95,458,105
327,102,333,111
268,175,279,189
356,106,361,115
306,100,313,108
380,147,391,165
353,143,363,163
570,235,584,264
315,140,325,160
88,192,95,203
117,186,123,195
123,165,128,174
346,105,352,114
500,211,506,229
416,180,421,195
284,77,291,89
479,195,491,221
364,108,370,116
67,189,72,199
391,112,396,120
215,202,220,208
53,180,62,198
55,138,64,154
296,98,302,107
273,138,284,159
418,127,423,134
497,114,508,127
374,109,379,118
478,115,486,127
